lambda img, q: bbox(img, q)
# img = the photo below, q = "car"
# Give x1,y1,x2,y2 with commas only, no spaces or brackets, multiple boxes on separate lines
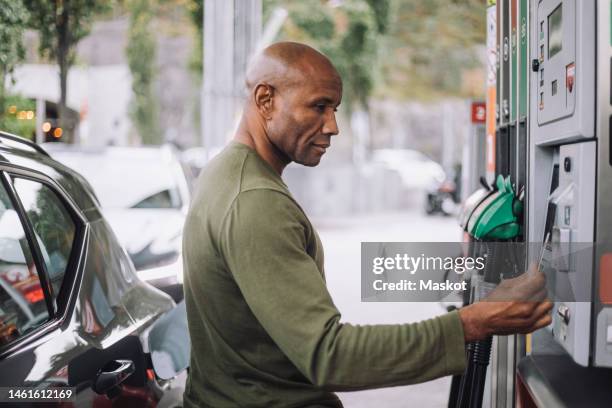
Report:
0,131,189,407
371,149,446,190
42,144,191,302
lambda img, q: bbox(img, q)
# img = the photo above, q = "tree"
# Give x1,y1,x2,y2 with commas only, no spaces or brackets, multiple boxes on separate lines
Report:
23,0,109,141
0,0,29,123
378,0,486,99
264,0,389,113
187,0,203,78
264,0,485,102
126,0,161,144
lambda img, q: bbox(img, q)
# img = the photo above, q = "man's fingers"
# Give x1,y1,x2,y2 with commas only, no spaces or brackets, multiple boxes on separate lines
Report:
525,300,553,324
496,270,547,301
535,299,554,315
527,312,553,333
487,300,553,336
518,300,553,332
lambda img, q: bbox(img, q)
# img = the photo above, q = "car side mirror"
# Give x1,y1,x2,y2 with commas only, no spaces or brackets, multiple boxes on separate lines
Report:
92,359,135,399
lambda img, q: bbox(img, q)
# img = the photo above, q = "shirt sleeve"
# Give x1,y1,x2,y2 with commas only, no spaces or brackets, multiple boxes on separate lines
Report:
219,189,466,391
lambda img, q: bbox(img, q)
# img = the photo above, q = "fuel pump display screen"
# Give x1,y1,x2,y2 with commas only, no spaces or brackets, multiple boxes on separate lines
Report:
548,4,562,58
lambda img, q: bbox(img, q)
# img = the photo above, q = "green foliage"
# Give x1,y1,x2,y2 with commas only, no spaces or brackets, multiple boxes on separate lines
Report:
0,1,29,76
187,0,203,78
0,1,29,122
380,0,486,99
264,0,486,102
26,184,75,265
329,4,378,111
289,5,335,40
265,0,389,112
188,0,203,28
364,0,390,34
24,0,108,62
126,0,161,145
0,95,36,139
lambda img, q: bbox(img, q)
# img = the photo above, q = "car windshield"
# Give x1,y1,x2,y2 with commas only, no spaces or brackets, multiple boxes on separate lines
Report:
51,150,183,209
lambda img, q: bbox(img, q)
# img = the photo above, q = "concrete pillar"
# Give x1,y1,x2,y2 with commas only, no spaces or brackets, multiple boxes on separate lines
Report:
442,102,455,171
35,98,45,144
202,0,262,153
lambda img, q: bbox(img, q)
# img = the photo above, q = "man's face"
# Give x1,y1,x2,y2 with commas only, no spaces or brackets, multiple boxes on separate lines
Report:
267,72,342,167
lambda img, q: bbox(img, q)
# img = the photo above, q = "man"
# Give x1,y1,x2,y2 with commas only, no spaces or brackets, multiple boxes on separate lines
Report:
183,41,552,407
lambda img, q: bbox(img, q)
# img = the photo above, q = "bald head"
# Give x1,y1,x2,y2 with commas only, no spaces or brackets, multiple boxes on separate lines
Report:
245,42,341,93
235,41,342,173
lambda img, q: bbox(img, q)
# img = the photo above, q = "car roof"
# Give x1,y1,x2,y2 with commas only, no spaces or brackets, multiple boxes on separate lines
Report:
41,142,180,158
0,132,67,172
0,132,99,212
371,149,435,164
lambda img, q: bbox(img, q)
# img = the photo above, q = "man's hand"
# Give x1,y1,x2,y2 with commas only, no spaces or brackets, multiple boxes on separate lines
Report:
458,264,553,342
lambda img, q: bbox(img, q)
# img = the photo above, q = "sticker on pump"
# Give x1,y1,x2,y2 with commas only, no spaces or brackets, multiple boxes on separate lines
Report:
471,102,486,123
566,63,575,93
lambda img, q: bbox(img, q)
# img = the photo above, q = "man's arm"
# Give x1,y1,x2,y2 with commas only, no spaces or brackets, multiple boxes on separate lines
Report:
219,189,466,391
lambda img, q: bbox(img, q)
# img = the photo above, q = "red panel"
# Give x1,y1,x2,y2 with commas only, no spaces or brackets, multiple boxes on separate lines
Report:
472,102,487,123
599,253,612,304
516,372,538,408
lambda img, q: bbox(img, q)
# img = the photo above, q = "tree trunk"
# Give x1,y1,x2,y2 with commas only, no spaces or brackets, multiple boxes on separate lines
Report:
58,55,68,138
0,67,7,124
56,3,72,142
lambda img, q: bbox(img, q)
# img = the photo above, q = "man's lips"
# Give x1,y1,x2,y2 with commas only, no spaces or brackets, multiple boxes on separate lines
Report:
312,143,330,153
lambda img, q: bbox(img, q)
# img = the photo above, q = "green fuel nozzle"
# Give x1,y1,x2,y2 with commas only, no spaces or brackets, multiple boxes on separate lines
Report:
469,175,523,240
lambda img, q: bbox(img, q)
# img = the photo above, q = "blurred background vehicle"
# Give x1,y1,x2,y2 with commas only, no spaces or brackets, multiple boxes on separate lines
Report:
0,131,189,406
180,146,223,185
425,164,462,216
371,149,446,190
43,143,191,302
425,178,457,216
370,148,452,213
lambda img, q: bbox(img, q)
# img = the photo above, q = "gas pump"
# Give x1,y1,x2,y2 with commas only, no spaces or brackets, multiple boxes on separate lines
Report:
524,0,599,367
458,0,612,406
512,1,612,405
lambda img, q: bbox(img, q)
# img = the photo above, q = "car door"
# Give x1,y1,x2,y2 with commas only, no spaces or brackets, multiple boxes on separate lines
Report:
0,158,184,407
0,167,88,405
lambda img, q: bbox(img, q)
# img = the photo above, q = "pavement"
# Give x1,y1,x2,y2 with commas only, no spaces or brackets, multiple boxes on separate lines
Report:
312,209,462,408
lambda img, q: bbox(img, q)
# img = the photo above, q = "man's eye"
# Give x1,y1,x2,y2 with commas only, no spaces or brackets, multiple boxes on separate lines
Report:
315,104,326,112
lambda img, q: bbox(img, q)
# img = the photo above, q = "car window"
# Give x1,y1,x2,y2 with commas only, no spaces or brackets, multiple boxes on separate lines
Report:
11,178,76,299
131,189,179,209
0,181,49,348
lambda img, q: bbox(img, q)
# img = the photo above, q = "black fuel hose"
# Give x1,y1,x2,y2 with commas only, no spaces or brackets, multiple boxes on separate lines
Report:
455,241,499,408
467,336,493,408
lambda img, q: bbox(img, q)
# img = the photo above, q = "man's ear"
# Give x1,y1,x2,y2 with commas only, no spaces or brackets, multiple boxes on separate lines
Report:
253,83,275,120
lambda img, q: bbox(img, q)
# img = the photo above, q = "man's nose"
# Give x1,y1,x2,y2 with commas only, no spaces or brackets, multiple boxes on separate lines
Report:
322,111,339,136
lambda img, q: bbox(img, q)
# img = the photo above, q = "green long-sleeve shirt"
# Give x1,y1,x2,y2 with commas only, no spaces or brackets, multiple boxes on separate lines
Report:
182,142,466,408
